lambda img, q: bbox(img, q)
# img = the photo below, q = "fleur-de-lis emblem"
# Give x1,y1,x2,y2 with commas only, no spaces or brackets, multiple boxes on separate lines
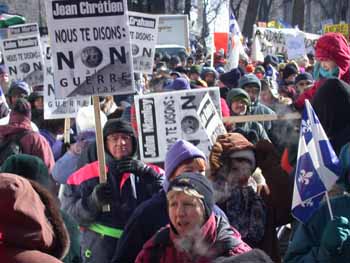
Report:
301,199,314,207
298,169,313,185
301,119,312,135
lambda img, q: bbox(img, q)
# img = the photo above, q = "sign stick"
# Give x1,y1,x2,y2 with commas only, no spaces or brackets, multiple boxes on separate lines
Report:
325,191,334,221
92,96,110,212
223,112,301,123
64,118,70,144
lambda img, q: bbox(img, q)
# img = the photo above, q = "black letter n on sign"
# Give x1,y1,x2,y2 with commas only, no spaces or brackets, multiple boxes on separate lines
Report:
181,95,196,110
57,51,74,69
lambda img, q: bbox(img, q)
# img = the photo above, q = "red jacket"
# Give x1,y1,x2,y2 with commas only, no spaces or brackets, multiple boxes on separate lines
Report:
136,214,251,263
295,32,350,109
0,112,55,173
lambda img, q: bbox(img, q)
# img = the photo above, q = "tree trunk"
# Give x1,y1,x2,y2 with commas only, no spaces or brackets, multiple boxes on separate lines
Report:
292,0,305,29
242,0,259,38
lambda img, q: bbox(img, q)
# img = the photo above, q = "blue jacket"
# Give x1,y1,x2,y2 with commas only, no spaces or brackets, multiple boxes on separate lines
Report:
112,190,228,263
284,195,350,263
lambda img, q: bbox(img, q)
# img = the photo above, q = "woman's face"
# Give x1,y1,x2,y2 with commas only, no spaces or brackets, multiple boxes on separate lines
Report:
168,192,205,236
231,99,247,115
320,60,337,71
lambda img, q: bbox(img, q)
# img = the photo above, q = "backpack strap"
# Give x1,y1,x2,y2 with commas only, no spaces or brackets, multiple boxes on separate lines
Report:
149,227,170,263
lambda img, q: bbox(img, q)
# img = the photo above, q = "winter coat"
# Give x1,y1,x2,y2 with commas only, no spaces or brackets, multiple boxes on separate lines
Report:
0,111,55,173
112,190,228,263
0,173,70,263
40,129,64,161
61,156,163,263
210,138,293,262
295,33,350,109
135,214,251,263
311,78,350,155
284,195,350,263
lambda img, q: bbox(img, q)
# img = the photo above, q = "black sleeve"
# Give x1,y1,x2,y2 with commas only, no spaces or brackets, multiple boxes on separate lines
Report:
111,207,148,263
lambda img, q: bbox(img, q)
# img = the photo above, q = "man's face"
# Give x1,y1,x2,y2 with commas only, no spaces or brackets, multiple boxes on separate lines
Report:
231,99,247,115
243,84,259,103
296,80,313,95
106,132,133,160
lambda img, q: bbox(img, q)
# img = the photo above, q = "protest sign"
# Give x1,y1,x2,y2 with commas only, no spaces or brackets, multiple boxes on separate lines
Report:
251,26,319,61
323,23,350,40
1,26,44,88
135,87,221,163
286,34,306,60
128,11,158,74
45,0,135,99
197,93,226,145
157,14,189,50
8,23,39,37
43,41,90,119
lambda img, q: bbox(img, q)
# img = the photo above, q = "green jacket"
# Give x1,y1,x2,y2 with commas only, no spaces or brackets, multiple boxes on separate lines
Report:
284,195,350,263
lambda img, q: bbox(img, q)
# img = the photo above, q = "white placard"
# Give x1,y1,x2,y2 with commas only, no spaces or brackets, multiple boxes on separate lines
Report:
1,31,44,88
135,87,221,163
43,41,90,119
128,12,158,74
286,34,306,60
45,0,135,99
197,93,226,145
8,23,39,38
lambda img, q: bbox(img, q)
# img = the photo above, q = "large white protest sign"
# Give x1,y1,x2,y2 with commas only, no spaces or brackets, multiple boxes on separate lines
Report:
45,0,135,99
197,93,226,145
251,27,319,61
135,87,221,163
43,42,90,119
128,12,158,74
1,25,44,88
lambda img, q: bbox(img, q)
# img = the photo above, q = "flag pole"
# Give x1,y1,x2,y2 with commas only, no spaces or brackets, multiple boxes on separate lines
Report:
324,191,334,220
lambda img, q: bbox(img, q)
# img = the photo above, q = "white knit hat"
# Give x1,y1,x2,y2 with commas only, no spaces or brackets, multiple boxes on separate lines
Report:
76,105,107,134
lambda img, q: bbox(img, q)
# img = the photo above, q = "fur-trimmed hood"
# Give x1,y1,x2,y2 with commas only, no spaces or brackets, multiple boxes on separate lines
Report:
0,173,70,261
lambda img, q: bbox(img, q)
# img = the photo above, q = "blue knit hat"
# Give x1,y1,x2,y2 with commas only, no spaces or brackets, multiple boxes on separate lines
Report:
163,139,206,191
8,80,31,97
238,73,261,90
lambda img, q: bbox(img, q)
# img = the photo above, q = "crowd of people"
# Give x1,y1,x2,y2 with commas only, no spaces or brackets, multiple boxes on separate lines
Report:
1,30,350,263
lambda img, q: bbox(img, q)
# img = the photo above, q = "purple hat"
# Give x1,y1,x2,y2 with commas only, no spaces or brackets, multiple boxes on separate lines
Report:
166,77,191,91
163,139,206,191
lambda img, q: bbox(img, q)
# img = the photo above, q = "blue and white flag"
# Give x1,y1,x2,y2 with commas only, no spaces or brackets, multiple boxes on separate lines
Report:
225,6,241,71
292,100,341,223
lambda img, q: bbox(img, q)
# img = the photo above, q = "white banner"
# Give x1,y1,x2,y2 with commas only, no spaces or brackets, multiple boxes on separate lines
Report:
45,0,135,99
135,87,221,163
197,93,226,145
128,12,158,74
43,41,90,120
251,27,319,61
1,27,44,88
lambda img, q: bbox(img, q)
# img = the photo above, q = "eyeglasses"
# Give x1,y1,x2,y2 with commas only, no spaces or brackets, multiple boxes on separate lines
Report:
107,134,131,143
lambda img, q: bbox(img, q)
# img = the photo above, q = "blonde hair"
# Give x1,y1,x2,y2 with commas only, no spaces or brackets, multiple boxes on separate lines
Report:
167,187,204,201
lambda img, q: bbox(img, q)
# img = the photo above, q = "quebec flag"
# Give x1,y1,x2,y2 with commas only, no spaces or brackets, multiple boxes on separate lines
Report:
225,6,241,71
292,100,341,223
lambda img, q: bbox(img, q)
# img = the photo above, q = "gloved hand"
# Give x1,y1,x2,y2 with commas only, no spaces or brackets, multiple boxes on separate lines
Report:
89,183,113,210
0,102,9,118
118,159,146,175
321,216,350,254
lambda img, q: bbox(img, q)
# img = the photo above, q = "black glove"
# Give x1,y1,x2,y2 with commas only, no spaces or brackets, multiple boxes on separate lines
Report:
88,183,113,210
118,159,146,175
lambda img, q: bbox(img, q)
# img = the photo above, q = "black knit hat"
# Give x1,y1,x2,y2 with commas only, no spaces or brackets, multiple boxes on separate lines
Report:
219,68,242,89
283,64,298,80
103,118,137,156
168,172,214,218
